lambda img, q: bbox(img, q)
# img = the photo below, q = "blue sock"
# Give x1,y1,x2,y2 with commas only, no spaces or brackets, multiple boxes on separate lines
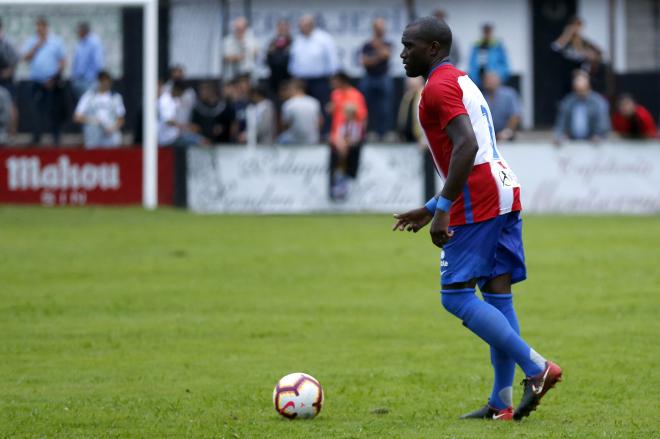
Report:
482,292,520,409
441,289,545,381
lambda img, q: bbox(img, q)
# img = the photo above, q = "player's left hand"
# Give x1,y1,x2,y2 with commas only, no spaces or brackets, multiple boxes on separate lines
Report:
392,207,433,233
429,210,454,248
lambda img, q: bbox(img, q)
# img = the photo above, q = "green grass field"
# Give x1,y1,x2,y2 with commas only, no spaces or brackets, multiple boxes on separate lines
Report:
1,207,659,438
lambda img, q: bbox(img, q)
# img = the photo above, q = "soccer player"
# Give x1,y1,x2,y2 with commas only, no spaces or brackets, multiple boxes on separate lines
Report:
392,17,562,421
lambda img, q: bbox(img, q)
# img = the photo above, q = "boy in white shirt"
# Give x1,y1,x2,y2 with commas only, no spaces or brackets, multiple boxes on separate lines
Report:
74,71,125,148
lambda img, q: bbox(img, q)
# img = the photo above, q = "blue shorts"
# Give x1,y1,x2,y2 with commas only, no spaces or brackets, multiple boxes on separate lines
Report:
440,211,526,289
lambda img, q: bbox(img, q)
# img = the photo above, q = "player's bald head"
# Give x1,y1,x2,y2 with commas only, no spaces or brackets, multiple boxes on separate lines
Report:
405,16,452,56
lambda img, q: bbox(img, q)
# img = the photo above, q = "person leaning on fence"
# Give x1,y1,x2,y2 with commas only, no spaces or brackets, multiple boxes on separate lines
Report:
327,72,367,201
553,70,610,145
158,79,205,148
226,74,251,143
190,81,236,144
162,65,196,127
277,79,322,145
611,94,658,140
73,70,125,149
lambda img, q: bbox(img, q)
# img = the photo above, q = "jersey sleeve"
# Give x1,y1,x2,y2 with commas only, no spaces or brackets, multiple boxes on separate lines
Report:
426,79,467,129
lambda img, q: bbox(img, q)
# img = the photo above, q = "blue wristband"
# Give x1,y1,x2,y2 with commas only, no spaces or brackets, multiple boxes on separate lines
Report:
424,197,437,214
436,196,453,213
425,196,453,214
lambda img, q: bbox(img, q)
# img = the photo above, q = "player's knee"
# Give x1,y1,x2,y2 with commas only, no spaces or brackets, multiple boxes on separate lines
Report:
441,291,471,318
440,293,456,314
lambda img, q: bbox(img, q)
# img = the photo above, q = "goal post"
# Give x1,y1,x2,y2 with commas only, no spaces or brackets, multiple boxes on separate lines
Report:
0,0,159,209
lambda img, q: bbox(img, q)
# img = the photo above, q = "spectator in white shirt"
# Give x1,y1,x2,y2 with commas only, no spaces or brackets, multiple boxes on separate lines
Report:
158,80,204,147
223,17,258,82
278,79,321,145
161,64,196,125
73,71,124,148
289,14,339,134
247,85,276,145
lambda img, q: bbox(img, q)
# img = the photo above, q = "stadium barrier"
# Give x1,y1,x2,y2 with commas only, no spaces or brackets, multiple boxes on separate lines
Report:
186,145,423,214
0,147,176,206
187,142,660,214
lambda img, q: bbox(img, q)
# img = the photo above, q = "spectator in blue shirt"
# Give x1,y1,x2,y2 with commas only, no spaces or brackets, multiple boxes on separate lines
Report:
289,15,339,135
71,22,104,101
468,23,510,88
482,71,522,141
21,17,66,146
553,70,610,145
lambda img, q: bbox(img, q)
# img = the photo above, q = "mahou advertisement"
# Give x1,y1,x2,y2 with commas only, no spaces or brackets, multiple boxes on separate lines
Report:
0,148,174,206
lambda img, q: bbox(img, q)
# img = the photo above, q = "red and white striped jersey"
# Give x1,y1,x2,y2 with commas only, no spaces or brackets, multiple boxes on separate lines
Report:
418,62,522,226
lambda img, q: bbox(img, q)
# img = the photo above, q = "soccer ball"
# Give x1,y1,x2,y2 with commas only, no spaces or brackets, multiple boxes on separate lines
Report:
272,372,323,419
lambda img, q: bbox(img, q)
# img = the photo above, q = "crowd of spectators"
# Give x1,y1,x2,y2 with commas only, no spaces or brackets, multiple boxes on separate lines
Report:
0,16,114,148
548,16,657,142
0,13,658,151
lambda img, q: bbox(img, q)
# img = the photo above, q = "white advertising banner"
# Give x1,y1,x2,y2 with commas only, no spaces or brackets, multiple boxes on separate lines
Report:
187,145,424,213
506,143,660,214
187,143,660,215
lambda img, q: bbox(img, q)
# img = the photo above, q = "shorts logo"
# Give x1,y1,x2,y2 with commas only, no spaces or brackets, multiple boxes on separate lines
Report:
440,250,448,268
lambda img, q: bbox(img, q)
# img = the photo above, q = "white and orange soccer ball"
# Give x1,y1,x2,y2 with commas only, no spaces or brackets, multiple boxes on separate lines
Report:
272,372,323,419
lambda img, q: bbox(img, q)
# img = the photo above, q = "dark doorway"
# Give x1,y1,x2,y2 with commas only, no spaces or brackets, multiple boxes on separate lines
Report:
531,0,578,127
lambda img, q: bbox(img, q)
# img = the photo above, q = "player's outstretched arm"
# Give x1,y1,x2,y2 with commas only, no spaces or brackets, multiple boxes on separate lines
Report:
429,115,479,248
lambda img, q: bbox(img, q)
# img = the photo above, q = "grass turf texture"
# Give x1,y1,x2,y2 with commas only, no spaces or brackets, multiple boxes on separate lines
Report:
1,207,659,439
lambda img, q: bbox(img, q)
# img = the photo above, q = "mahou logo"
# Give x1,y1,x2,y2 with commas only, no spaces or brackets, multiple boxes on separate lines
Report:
6,155,120,191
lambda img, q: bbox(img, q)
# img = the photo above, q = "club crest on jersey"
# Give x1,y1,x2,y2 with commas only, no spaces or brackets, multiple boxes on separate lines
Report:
498,169,519,188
